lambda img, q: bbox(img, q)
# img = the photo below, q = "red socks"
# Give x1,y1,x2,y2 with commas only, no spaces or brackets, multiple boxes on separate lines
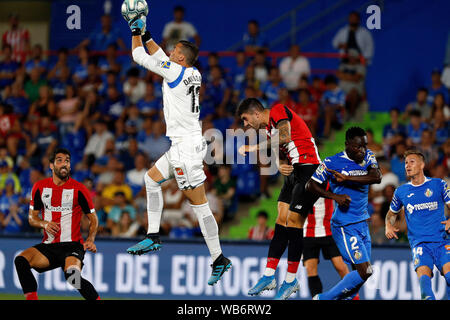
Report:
25,292,38,300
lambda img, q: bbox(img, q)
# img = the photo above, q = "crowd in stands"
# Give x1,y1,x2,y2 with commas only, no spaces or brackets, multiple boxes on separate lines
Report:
0,8,447,245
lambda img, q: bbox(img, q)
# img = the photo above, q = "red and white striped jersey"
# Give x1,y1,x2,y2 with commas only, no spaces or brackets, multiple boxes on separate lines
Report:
266,104,320,165
304,197,334,238
30,177,95,244
2,29,29,64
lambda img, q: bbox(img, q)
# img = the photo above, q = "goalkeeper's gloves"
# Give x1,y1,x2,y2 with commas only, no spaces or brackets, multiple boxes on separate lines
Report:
129,15,146,36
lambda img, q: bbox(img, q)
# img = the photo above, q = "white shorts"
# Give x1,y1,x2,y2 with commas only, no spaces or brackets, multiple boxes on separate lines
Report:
155,136,207,190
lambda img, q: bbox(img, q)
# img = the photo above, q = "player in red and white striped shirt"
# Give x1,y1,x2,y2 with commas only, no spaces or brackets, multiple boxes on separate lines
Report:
302,183,359,299
14,148,100,300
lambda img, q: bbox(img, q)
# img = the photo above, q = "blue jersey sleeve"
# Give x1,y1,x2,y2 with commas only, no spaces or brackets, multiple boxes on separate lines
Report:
365,149,379,170
389,188,403,213
440,179,450,204
311,161,331,184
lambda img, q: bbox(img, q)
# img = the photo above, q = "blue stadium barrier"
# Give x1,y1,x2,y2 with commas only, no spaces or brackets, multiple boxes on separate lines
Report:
0,235,447,300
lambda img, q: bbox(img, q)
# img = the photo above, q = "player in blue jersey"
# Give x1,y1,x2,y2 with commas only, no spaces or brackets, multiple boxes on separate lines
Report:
306,127,382,300
385,149,450,300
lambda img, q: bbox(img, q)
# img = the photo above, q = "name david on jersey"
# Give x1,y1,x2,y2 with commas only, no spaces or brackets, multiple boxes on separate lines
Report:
183,74,201,86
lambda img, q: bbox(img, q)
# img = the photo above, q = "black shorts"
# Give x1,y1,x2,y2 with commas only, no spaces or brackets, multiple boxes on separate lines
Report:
302,236,341,262
277,163,319,217
33,241,85,273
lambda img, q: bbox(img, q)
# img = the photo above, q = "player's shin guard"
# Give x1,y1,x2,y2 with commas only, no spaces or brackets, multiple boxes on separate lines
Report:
286,227,303,283
64,266,99,300
144,174,164,234
14,256,38,299
191,202,222,262
308,275,323,297
419,274,435,300
265,223,288,276
320,270,365,300
444,272,450,300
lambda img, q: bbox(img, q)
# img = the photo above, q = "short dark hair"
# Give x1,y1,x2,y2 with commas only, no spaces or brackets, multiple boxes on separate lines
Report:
236,98,264,117
404,149,425,161
345,127,366,142
257,210,268,219
49,148,71,163
174,5,185,13
324,74,338,85
178,40,199,66
409,109,422,118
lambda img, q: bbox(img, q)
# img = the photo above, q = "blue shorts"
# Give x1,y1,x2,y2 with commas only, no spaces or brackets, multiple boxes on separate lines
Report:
411,240,450,275
331,220,371,265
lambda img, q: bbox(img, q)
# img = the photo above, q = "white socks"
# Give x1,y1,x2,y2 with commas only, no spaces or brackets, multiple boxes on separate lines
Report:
264,268,276,277
144,174,163,234
190,202,222,262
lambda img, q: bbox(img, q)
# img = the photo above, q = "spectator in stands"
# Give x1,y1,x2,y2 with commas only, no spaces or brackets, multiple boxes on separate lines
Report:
101,169,133,214
371,161,399,199
161,5,201,52
112,211,139,238
418,129,439,173
382,108,406,159
139,119,171,162
380,184,396,220
79,60,102,94
123,67,146,105
427,69,449,106
83,119,114,161
72,46,90,87
204,65,231,115
336,48,366,118
0,160,21,195
98,86,126,124
78,14,126,51
242,20,268,54
1,13,30,64
0,178,25,233
369,212,387,245
3,80,29,119
56,84,80,136
160,179,187,235
248,210,274,241
0,44,20,91
106,191,137,231
212,165,236,220
332,11,374,64
49,65,72,102
430,92,450,121
321,74,346,137
28,85,56,122
390,141,407,184
366,128,383,158
230,50,248,95
25,44,47,76
233,64,259,104
261,67,285,107
309,75,326,103
253,49,270,84
24,67,47,104
279,44,310,93
28,116,58,169
47,47,70,81
404,87,431,121
431,108,449,147
126,152,148,197
98,43,122,76
91,138,124,186
273,87,296,110
293,88,318,136
406,110,429,147
442,140,450,171
137,82,162,119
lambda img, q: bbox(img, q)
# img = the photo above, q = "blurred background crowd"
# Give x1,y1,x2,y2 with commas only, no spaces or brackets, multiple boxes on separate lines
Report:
0,5,448,244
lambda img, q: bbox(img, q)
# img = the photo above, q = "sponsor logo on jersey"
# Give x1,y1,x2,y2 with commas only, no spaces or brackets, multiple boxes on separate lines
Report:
160,61,171,69
406,201,438,214
346,170,367,176
424,188,433,197
407,193,414,198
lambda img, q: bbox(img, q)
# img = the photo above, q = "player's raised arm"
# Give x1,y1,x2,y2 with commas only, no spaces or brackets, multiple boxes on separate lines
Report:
128,16,180,82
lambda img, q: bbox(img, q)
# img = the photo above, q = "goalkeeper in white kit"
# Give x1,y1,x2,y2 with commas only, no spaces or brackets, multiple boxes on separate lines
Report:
124,13,232,285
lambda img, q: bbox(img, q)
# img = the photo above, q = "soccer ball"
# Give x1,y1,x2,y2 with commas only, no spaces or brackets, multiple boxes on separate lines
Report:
121,0,148,22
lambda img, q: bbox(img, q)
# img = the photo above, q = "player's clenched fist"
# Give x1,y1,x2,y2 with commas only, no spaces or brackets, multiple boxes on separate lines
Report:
83,240,97,253
333,194,351,208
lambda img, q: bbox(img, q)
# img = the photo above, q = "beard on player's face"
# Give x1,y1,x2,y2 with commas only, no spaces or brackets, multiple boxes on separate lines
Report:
53,165,70,180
